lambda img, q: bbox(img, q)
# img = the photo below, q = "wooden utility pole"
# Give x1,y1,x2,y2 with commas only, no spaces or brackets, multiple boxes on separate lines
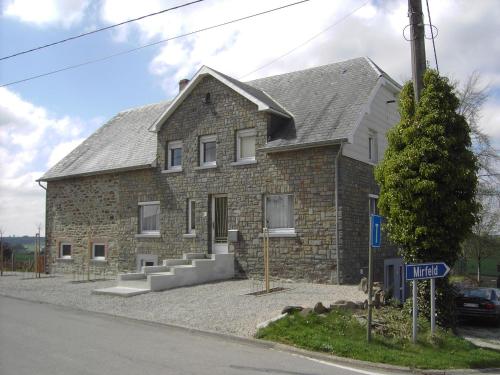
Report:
408,0,427,102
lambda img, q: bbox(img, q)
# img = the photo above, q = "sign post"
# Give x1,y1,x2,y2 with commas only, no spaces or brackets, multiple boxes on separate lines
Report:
367,214,382,342
405,262,450,343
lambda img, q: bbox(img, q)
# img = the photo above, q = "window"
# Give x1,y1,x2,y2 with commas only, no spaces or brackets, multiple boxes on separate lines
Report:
368,130,378,163
236,129,256,162
369,195,379,215
60,243,72,259
92,243,106,260
139,201,160,234
188,199,196,234
200,135,216,166
167,141,183,170
265,194,294,233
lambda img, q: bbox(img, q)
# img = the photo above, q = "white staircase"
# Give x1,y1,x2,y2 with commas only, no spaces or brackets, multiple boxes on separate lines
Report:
93,253,234,297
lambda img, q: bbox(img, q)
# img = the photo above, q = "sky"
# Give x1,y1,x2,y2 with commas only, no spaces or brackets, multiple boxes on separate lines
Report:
0,0,499,236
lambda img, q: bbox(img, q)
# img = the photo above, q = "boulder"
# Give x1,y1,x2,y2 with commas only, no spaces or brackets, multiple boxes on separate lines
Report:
313,302,330,314
281,306,303,315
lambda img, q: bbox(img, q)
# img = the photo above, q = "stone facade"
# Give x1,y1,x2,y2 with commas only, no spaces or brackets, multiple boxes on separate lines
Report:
46,75,396,283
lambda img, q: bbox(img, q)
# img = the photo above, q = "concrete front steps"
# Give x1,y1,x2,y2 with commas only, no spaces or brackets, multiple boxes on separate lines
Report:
93,253,234,297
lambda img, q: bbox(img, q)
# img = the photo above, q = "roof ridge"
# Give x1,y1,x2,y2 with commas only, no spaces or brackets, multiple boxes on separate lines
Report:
118,99,171,115
245,56,367,84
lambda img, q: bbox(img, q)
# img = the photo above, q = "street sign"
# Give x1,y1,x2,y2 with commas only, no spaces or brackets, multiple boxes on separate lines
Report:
370,214,382,248
405,262,450,281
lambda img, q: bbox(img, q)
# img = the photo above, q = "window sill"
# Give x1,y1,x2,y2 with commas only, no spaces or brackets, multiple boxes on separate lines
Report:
195,164,217,170
230,159,257,166
182,233,196,239
162,168,183,174
56,257,73,262
259,231,297,238
135,233,161,239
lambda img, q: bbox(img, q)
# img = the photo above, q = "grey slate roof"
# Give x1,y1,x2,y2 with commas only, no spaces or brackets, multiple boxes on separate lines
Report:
40,57,396,181
40,101,170,181
248,57,381,149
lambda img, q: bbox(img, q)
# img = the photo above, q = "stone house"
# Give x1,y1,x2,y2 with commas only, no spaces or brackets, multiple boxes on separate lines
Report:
39,57,401,285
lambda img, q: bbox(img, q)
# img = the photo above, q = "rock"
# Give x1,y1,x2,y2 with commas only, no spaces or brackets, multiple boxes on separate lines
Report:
298,308,313,317
281,305,303,315
313,302,329,314
330,301,360,310
359,277,368,293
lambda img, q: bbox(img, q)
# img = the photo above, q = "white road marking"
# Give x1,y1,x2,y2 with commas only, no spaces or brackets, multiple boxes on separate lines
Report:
284,351,391,375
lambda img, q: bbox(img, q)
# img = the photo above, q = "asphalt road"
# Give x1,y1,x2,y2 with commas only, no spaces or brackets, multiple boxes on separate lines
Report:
0,295,396,375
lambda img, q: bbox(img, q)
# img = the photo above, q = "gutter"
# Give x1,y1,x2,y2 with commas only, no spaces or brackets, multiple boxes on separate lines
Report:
37,180,47,190
334,140,345,285
260,138,348,154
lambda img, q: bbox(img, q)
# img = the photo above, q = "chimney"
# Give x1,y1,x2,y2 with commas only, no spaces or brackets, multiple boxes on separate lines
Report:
178,79,190,92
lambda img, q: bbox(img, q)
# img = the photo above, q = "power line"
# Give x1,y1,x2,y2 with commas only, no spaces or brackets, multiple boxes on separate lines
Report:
425,0,439,72
0,0,204,62
239,0,369,79
0,0,311,88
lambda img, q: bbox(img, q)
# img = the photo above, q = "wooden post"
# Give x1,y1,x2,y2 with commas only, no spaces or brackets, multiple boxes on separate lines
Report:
408,0,427,102
264,227,270,293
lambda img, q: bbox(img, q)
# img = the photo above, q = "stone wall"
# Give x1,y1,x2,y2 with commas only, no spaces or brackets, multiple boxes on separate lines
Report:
337,155,398,284
45,75,395,284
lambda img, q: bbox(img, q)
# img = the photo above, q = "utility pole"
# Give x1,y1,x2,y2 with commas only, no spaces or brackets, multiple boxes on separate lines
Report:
408,0,426,102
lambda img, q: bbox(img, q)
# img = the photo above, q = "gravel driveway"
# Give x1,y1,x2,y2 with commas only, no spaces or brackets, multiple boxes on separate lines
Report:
0,274,365,337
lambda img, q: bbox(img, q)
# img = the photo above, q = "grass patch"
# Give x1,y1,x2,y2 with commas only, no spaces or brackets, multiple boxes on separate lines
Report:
256,308,500,369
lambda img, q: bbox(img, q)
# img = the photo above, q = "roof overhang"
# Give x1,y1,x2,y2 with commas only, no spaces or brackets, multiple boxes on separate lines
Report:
149,66,290,132
37,164,155,182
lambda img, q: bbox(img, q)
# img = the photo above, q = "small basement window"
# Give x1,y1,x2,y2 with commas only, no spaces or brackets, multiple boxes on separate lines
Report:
92,243,106,260
139,201,160,234
60,243,72,259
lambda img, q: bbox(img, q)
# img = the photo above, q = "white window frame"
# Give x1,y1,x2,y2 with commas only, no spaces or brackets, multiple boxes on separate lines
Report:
199,135,217,167
92,243,106,260
139,201,160,235
188,199,196,234
60,243,72,259
368,130,378,163
167,140,183,171
369,194,379,215
264,194,295,235
236,128,256,162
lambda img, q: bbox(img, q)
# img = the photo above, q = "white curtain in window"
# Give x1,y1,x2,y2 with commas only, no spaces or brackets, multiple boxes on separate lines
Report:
266,195,293,229
141,204,159,232
240,136,255,159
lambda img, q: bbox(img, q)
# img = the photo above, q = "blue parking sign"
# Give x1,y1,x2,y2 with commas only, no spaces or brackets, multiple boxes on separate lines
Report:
371,214,382,248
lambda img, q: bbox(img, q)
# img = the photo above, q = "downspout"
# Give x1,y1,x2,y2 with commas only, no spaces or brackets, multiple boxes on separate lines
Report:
334,141,344,285
37,180,47,190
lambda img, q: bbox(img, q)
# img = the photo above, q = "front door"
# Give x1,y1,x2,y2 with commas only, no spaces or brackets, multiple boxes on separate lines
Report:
212,195,228,254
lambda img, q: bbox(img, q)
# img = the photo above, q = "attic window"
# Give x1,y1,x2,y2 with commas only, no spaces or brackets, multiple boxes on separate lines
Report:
368,130,378,163
204,93,211,104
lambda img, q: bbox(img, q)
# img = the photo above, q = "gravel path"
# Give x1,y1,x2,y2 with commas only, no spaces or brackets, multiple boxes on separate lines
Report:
0,274,365,337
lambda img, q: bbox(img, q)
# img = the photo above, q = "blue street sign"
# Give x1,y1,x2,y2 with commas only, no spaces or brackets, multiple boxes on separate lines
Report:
405,262,450,281
370,214,382,248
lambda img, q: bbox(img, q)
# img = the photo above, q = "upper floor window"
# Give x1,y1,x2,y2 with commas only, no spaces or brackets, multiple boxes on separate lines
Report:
167,141,183,171
92,243,106,260
236,128,256,162
368,130,378,163
200,135,216,167
139,201,160,234
369,195,379,215
60,243,72,259
265,194,294,234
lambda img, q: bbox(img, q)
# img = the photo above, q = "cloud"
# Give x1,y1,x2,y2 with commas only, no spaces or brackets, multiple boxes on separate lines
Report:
2,0,91,28
0,88,97,235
